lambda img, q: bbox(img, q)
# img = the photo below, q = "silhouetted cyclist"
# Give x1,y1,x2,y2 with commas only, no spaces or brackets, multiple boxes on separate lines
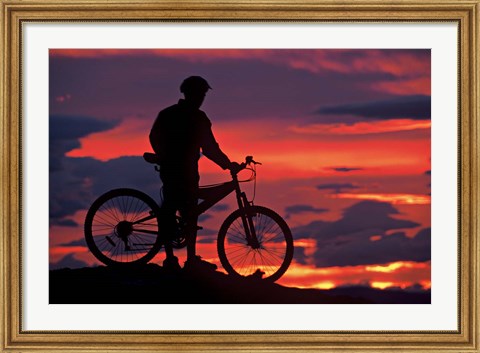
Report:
150,76,240,271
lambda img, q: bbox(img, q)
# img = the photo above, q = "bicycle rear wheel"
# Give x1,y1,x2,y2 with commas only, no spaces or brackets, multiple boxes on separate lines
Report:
217,205,294,282
84,188,162,266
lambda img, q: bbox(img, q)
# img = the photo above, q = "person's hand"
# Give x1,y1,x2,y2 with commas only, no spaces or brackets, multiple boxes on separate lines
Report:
229,161,243,174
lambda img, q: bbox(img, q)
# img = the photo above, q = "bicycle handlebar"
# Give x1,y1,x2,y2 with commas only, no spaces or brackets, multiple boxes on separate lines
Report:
231,156,261,176
245,156,261,166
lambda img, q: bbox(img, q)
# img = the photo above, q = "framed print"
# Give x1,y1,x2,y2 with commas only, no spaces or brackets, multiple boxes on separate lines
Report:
1,0,479,352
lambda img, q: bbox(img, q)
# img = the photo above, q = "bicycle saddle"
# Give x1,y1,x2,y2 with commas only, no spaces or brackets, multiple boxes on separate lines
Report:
143,152,161,165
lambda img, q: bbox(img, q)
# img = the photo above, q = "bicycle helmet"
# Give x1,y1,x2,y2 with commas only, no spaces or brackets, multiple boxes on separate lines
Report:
180,76,212,94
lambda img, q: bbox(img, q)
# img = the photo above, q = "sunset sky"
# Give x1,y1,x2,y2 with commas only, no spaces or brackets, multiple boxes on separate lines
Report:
49,49,431,292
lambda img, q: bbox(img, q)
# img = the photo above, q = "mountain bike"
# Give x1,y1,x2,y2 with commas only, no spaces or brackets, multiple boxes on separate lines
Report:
84,154,294,282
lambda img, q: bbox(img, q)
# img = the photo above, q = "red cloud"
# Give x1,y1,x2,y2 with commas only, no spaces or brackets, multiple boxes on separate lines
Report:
290,119,431,135
372,77,431,95
66,116,430,181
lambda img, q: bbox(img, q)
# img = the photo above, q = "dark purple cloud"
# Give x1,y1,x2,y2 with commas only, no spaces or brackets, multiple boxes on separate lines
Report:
52,219,79,227
49,190,91,224
50,254,89,270
317,95,431,121
310,228,430,267
49,113,161,227
50,155,162,225
329,167,364,173
316,183,360,194
285,204,328,219
49,114,127,226
50,115,117,140
198,214,213,222
292,201,427,267
294,200,416,239
49,53,404,126
60,238,88,247
197,232,219,244
210,204,229,212
49,115,118,172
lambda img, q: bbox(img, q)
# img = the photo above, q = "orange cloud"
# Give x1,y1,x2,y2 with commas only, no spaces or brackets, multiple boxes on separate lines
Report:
66,117,151,161
333,193,431,205
277,260,431,290
290,119,431,136
366,262,414,273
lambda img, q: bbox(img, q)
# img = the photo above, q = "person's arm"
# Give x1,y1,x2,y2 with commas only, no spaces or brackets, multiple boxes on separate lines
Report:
200,116,231,170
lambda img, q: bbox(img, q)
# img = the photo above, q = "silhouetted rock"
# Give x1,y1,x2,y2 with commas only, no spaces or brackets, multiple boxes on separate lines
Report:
49,265,429,304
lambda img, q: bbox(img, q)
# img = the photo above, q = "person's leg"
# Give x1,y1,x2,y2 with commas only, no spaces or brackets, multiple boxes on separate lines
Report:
159,183,180,268
179,182,198,261
184,203,199,261
182,184,217,270
159,204,176,259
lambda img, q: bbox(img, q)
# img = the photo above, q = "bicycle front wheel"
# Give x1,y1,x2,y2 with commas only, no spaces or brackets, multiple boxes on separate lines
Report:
84,188,162,266
217,205,294,282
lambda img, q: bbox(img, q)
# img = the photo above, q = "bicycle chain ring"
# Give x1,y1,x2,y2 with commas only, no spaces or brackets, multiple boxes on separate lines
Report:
171,235,187,249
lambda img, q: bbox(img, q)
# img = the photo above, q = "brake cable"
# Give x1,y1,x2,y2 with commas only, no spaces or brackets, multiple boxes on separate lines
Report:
237,166,256,203
251,164,257,203
199,167,255,189
199,165,257,204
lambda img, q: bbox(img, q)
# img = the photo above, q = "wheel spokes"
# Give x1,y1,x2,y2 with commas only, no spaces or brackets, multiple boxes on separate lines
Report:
90,195,158,263
223,211,288,278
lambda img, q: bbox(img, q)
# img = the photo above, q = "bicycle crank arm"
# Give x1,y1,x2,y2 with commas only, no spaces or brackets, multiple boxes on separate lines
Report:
132,228,158,234
105,236,116,247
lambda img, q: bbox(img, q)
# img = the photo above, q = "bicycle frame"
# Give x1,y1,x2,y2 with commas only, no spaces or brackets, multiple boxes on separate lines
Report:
197,172,259,248
196,181,235,215
131,169,258,247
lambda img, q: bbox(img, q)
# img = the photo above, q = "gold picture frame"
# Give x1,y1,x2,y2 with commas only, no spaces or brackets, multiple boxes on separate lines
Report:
1,0,479,351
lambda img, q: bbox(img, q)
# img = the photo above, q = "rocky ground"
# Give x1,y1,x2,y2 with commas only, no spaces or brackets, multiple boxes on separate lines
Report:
49,264,430,304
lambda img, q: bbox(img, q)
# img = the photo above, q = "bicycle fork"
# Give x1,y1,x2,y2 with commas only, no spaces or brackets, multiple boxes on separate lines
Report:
236,190,260,249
